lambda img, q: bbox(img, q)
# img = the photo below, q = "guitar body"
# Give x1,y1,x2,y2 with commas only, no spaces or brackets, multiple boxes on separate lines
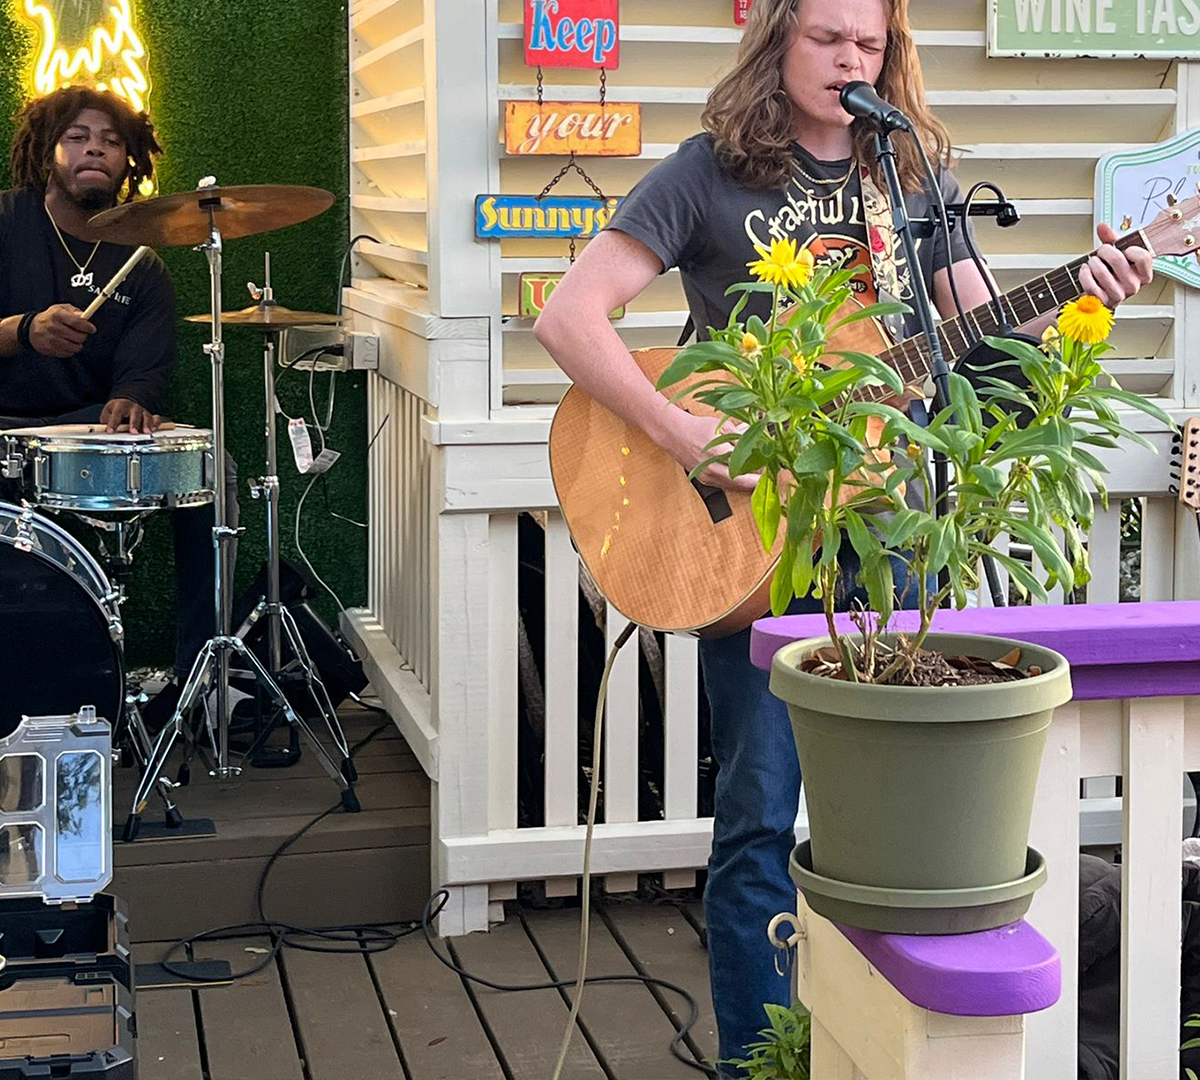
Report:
548,306,894,637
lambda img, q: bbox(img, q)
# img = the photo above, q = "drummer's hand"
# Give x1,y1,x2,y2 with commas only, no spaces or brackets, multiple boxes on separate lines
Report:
29,305,96,358
101,398,162,435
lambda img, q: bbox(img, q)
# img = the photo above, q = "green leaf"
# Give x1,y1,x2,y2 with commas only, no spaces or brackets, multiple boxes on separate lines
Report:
752,473,782,552
713,388,761,411
792,543,816,599
927,517,956,575
882,508,925,549
826,349,905,395
770,546,796,617
844,510,881,562
728,420,766,478
830,301,911,333
791,440,838,475
862,553,895,625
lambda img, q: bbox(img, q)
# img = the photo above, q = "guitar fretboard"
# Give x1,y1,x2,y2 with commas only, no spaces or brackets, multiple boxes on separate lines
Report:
856,231,1149,403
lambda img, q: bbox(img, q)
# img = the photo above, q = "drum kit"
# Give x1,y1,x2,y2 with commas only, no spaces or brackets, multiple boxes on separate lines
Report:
0,178,362,842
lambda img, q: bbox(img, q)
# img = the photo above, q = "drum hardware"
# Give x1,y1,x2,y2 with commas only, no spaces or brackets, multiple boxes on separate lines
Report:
88,180,359,841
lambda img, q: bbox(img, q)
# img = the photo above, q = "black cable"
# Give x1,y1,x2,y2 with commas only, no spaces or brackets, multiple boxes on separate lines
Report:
912,140,969,331
958,181,1015,337
337,233,382,317
155,719,715,1076
421,890,716,1077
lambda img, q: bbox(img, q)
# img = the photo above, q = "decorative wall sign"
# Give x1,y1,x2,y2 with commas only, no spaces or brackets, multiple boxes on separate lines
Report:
1095,128,1200,289
476,194,623,239
525,0,620,70
990,0,1200,58
505,101,641,156
19,0,150,111
734,0,754,27
519,273,626,318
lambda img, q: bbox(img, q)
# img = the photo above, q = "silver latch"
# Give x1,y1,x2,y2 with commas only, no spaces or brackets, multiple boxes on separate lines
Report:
127,454,142,496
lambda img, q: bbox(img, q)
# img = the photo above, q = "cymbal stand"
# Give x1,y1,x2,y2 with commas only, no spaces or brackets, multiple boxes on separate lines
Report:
81,511,185,829
234,253,354,778
124,193,359,841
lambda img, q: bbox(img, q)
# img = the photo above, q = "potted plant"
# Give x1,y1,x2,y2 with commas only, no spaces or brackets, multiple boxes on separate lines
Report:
657,240,1172,934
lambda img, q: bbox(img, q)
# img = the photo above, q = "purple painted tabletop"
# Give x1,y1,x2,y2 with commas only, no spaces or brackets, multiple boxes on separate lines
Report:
751,601,1200,700
836,918,1061,1016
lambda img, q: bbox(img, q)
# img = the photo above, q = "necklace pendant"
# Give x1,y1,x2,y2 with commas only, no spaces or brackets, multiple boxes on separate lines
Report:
71,271,94,289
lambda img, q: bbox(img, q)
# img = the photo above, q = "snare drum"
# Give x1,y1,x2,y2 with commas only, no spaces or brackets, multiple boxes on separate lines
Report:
0,424,214,513
0,502,124,738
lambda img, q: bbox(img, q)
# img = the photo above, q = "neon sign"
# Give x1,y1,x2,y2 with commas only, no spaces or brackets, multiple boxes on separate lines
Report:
20,0,150,113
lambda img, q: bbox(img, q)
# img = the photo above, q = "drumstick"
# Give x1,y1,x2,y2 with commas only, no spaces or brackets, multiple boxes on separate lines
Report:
81,245,151,320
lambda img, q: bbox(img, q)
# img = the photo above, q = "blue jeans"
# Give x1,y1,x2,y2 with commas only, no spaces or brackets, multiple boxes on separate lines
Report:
700,550,919,1070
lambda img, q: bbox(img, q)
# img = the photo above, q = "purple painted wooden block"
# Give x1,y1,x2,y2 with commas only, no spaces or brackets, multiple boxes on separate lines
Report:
836,918,1062,1016
750,601,1200,700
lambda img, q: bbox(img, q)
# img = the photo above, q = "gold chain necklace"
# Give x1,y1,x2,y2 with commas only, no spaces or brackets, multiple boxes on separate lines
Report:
790,160,857,204
44,203,102,289
792,155,856,187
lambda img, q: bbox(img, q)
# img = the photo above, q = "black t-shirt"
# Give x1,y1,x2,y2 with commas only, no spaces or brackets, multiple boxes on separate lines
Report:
0,186,175,418
607,133,973,342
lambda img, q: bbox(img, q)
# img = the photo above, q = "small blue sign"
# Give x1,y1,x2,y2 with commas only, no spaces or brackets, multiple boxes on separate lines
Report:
475,194,624,239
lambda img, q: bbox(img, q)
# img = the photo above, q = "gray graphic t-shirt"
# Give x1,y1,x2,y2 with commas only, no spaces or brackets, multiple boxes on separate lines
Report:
607,133,973,343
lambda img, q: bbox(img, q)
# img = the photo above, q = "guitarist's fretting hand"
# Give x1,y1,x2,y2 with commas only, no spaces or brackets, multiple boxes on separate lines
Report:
1080,223,1154,307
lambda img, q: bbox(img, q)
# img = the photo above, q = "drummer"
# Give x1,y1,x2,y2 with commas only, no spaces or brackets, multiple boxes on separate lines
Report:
0,86,238,729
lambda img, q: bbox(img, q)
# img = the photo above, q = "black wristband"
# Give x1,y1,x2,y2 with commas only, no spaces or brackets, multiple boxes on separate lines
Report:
16,311,36,353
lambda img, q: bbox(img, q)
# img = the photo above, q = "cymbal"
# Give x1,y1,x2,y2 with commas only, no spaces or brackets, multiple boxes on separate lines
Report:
86,184,335,247
184,303,343,329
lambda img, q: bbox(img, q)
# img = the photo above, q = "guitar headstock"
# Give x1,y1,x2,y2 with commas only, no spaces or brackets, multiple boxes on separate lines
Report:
1173,416,1200,512
1140,187,1200,259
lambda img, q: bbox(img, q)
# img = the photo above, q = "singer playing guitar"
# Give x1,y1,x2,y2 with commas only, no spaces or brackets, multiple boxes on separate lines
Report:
533,0,1154,1068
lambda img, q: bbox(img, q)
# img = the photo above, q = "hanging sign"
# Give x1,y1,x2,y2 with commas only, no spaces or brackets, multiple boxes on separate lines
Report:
989,0,1200,58
734,0,754,26
1095,128,1200,289
475,194,623,239
519,273,626,318
505,101,641,156
524,0,620,70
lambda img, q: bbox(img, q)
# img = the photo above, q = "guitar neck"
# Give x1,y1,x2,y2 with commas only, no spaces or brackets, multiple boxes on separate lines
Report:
872,231,1150,397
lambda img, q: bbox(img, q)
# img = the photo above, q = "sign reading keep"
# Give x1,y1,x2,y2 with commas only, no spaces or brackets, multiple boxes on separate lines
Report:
525,0,620,70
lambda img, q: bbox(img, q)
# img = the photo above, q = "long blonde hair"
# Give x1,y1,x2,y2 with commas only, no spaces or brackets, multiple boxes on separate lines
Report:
702,0,951,192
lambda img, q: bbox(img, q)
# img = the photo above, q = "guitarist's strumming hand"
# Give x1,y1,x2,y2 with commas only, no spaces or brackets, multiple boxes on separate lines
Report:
660,409,758,494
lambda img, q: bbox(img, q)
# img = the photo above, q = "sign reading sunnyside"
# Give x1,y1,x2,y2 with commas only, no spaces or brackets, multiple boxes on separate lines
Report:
990,0,1200,57
475,195,624,239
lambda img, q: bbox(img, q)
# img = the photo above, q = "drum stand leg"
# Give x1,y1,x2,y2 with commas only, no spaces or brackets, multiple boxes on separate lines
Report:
120,691,184,830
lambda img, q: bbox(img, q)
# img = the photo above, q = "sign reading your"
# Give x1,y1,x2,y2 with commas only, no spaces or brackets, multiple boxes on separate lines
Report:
505,101,641,156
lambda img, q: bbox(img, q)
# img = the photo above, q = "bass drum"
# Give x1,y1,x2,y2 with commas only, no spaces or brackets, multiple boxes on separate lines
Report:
0,503,124,738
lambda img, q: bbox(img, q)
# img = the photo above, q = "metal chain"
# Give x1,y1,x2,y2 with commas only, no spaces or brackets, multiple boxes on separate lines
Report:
536,65,544,106
569,236,577,263
599,67,607,106
536,151,608,201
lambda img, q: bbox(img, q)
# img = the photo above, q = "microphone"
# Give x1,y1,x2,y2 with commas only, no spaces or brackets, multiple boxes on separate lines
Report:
839,81,912,133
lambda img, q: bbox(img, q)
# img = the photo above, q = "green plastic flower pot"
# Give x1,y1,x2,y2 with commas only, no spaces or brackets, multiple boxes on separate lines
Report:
769,632,1072,935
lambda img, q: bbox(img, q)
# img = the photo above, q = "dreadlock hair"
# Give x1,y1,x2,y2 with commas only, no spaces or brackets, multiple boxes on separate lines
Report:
10,87,161,204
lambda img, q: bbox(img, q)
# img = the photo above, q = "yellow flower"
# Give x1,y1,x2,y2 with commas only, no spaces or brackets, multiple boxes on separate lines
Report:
746,239,815,290
1041,324,1061,348
741,332,762,355
1058,295,1114,345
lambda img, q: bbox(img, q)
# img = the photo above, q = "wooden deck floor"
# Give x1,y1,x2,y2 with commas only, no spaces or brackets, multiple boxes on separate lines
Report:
113,707,432,943
134,900,718,1080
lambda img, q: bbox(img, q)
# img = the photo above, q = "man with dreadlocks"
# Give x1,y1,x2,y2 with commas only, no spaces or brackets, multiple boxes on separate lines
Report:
0,86,237,729
535,0,1156,1070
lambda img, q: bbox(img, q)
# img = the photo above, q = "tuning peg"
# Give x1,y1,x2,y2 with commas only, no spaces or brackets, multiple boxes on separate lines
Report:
1169,193,1179,207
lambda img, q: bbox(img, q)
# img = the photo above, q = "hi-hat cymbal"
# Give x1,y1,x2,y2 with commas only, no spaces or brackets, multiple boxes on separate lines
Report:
184,304,343,330
86,184,335,247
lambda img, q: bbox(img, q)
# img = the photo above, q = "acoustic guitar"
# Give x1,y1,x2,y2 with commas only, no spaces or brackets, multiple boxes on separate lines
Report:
1175,415,1200,541
549,196,1200,637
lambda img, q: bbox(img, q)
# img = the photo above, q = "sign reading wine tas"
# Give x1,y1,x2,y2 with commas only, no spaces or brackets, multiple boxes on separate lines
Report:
735,0,754,26
990,0,1200,58
519,273,626,318
505,101,641,156
525,0,620,69
475,194,624,239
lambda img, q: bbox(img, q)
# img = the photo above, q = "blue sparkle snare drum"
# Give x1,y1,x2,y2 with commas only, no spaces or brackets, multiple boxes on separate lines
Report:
1,423,214,513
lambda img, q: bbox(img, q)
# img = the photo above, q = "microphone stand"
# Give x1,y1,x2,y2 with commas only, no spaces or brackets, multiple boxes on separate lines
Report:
871,129,955,599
